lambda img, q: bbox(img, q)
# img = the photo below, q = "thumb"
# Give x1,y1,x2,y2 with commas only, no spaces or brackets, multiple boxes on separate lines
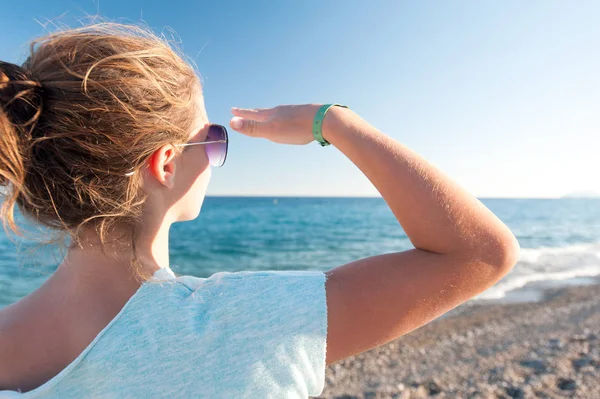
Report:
230,116,269,138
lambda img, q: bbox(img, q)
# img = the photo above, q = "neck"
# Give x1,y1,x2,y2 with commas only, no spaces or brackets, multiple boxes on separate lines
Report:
57,219,172,288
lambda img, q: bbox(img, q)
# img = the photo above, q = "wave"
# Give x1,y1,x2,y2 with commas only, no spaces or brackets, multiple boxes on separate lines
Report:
475,241,600,301
518,242,600,264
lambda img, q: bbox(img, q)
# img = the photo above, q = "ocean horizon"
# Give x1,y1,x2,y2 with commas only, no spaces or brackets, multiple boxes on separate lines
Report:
2,197,599,308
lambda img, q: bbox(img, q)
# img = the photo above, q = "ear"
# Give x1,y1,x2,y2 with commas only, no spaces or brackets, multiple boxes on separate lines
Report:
148,144,178,188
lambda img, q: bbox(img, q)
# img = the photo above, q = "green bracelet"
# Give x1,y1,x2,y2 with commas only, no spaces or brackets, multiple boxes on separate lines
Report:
312,104,348,146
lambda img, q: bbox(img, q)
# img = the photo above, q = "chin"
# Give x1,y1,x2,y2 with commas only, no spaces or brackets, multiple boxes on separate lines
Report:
179,198,205,221
177,207,202,222
174,190,206,222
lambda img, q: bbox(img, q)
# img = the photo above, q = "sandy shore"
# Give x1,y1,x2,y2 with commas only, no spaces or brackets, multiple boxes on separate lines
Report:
316,283,600,399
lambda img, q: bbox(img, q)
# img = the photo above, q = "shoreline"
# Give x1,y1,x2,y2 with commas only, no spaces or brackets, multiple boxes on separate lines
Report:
443,275,600,319
317,282,600,398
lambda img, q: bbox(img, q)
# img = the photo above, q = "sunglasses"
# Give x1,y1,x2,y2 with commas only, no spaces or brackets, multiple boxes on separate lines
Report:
174,124,229,168
123,124,228,176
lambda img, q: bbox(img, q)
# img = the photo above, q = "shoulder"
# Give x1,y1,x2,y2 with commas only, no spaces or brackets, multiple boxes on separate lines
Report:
150,270,328,329
173,269,326,293
132,269,327,337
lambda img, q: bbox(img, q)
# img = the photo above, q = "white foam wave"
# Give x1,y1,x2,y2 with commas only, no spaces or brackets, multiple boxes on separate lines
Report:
518,242,600,264
475,241,600,301
477,265,600,300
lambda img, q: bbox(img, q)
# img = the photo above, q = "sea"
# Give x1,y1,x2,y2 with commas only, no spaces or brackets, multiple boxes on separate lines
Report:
1,197,599,308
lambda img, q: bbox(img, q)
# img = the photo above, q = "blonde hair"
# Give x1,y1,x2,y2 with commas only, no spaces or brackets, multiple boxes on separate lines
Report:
0,22,201,279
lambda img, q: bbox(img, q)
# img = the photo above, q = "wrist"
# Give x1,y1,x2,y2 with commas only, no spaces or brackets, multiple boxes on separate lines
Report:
321,105,352,145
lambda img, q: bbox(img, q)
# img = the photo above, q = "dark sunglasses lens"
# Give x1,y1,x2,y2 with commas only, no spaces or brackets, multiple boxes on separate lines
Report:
205,125,228,167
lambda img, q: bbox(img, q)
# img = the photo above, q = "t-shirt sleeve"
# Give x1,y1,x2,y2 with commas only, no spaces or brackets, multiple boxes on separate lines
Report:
181,270,328,397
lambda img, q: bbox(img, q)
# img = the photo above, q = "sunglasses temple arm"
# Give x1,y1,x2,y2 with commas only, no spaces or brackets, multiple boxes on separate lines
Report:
175,140,227,148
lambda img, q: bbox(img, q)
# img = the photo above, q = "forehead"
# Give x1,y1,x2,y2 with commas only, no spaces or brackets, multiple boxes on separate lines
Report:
189,90,209,139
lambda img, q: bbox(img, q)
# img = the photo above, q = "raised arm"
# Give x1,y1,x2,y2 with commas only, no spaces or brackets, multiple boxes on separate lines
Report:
320,107,519,364
229,104,520,365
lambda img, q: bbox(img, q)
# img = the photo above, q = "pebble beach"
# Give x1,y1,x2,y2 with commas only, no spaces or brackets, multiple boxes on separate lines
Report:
317,282,600,399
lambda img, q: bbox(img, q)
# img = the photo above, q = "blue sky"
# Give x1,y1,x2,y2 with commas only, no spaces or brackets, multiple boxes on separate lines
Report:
1,1,598,198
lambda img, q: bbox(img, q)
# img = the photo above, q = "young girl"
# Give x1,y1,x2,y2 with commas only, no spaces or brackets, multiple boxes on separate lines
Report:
0,23,519,398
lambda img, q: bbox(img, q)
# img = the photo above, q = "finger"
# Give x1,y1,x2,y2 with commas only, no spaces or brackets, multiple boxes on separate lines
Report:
230,117,271,138
231,107,273,122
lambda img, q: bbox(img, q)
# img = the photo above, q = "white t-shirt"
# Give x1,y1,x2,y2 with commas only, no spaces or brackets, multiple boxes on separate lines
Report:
0,268,328,398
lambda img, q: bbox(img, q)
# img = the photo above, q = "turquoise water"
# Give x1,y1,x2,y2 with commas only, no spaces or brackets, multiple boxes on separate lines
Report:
1,197,600,307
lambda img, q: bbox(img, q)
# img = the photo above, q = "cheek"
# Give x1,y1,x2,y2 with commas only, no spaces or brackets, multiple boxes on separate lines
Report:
181,147,210,180
194,146,211,171
194,166,211,192
177,166,210,221
189,157,211,199
176,150,211,201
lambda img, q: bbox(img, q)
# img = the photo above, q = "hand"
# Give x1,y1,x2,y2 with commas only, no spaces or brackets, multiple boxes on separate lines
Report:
230,104,341,145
